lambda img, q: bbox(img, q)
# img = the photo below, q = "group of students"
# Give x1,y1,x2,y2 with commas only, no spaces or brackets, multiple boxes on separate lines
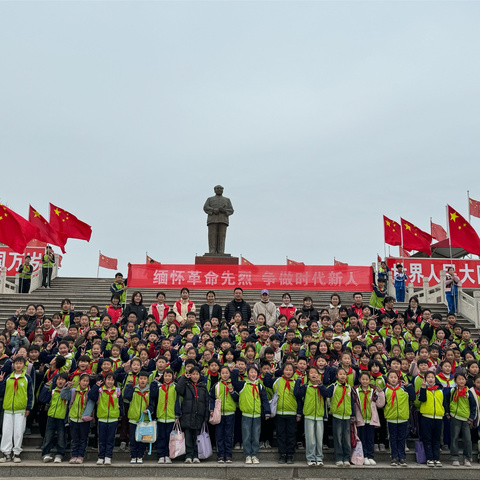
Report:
1,283,480,469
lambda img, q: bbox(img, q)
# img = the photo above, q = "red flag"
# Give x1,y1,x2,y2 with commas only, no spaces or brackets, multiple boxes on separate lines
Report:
383,216,401,246
241,256,254,265
29,205,67,253
146,255,160,264
287,258,305,265
430,220,447,242
399,247,411,257
334,259,348,266
0,204,37,254
401,218,432,255
49,203,92,242
377,254,382,262
448,205,480,256
99,253,118,270
469,197,480,219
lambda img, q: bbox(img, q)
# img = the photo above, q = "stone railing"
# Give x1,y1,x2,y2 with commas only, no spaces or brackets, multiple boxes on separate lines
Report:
0,267,17,293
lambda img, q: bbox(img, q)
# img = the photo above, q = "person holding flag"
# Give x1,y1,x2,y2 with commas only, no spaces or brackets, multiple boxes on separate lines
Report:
41,246,55,288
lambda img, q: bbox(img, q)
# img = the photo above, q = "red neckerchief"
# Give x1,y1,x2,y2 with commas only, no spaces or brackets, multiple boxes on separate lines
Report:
336,383,347,408
451,361,457,374
135,390,149,406
453,387,467,402
282,376,293,391
13,377,20,392
161,382,172,410
221,381,230,396
426,384,439,391
386,384,400,407
192,383,198,401
474,388,480,400
207,371,218,377
77,389,87,410
359,364,369,371
248,382,259,398
344,367,353,376
104,388,116,408
428,358,438,368
437,372,453,387
360,387,371,413
69,368,91,380
46,368,59,382
415,375,425,395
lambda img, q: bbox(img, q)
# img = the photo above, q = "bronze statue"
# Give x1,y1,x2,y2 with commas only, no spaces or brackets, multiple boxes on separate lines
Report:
203,185,234,255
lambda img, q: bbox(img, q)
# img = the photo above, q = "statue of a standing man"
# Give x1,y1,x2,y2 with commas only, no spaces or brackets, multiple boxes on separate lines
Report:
203,185,234,255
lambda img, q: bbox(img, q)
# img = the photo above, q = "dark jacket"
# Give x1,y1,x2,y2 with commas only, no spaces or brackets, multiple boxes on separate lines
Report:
199,303,223,327
175,375,209,430
224,300,251,324
122,303,147,325
300,306,319,323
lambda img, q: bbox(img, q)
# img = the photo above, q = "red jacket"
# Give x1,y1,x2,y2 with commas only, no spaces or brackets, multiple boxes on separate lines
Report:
107,305,123,324
151,303,170,324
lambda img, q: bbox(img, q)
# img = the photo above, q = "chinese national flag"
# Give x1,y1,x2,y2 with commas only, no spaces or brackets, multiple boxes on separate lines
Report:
29,205,67,253
146,255,160,264
383,215,401,246
287,258,305,265
241,256,253,265
399,247,411,257
401,218,432,255
377,254,382,262
0,204,37,253
448,205,480,256
99,253,118,270
49,203,92,242
430,220,447,242
469,197,480,219
334,259,348,266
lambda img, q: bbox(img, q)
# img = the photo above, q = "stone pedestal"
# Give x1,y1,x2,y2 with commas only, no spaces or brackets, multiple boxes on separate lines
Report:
195,255,239,265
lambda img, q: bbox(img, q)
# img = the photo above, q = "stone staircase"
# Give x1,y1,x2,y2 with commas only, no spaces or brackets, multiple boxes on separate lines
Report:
0,276,473,332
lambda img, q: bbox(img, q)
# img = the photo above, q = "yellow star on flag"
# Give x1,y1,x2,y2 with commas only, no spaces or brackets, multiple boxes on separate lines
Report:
54,208,61,216
33,210,41,218
405,224,411,230
386,220,391,227
450,211,458,222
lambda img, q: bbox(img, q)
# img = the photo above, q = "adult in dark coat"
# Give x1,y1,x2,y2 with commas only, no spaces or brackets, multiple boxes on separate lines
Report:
176,367,210,462
224,288,251,324
122,291,148,326
199,291,223,327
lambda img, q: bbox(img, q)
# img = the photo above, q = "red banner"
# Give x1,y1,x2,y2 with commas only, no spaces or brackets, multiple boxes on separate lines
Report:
0,246,45,276
127,264,372,290
387,257,480,288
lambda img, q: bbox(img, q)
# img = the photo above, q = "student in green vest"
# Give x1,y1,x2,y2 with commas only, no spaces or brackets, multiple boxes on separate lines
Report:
294,366,327,466
445,372,476,467
41,246,55,288
319,367,356,467
149,369,179,464
18,255,33,293
418,371,445,467
124,371,151,464
263,362,299,464
89,373,123,465
383,370,415,467
39,372,69,463
209,366,239,463
0,356,34,463
67,373,91,464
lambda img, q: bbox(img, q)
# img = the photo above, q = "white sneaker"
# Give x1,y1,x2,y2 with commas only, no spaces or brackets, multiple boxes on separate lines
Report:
307,461,316,466
364,458,371,465
130,458,137,464
96,458,104,465
104,457,112,465
427,460,435,467
369,458,376,465
165,457,172,464
245,456,252,464
12,455,21,463
464,458,472,467
193,458,200,463
158,457,165,464
235,443,242,450
251,456,260,464
120,442,127,451
374,444,379,452
343,461,351,467
316,461,324,466
452,460,460,466
43,455,53,463
379,444,386,452
264,440,271,449
184,458,192,464
54,456,62,463
335,461,343,467
259,441,265,449
136,458,143,464
405,446,410,452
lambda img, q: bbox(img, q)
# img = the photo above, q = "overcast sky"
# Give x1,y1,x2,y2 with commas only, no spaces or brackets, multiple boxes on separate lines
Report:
1,1,480,278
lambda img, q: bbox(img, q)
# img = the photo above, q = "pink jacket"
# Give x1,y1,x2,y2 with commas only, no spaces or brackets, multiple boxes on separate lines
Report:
353,387,386,427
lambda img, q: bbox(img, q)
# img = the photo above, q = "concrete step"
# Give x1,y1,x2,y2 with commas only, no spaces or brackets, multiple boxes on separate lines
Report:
1,459,480,478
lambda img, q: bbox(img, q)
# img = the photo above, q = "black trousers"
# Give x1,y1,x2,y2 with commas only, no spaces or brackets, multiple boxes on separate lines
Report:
185,428,200,460
42,267,52,287
276,415,297,456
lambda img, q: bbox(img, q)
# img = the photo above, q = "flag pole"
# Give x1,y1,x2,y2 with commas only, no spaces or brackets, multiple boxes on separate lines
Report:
467,190,471,223
446,206,453,264
97,250,100,278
